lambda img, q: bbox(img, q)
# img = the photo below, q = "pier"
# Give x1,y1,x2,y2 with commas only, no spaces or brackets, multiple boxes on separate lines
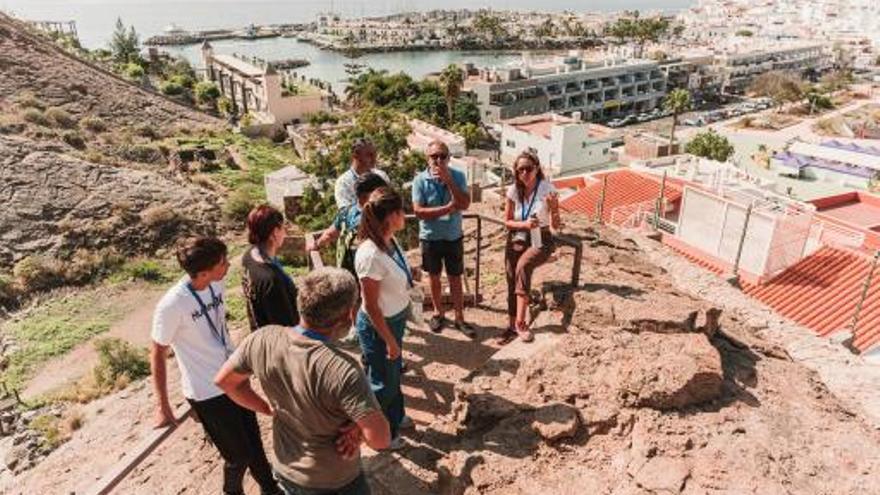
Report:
145,23,310,46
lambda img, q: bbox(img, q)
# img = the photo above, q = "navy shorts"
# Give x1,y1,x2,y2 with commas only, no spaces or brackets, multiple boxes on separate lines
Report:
421,238,464,276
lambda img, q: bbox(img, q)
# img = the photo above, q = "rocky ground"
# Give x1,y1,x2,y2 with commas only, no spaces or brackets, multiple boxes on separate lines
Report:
1,203,878,494
0,12,221,274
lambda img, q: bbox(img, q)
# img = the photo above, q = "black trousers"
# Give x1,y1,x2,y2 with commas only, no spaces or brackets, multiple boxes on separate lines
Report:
189,394,278,495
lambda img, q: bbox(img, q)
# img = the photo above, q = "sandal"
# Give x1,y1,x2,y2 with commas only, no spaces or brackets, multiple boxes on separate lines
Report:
516,321,534,343
496,327,517,345
428,314,445,333
453,320,476,338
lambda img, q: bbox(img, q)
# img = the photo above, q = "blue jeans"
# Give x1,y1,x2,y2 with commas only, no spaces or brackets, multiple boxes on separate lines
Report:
356,307,408,438
277,471,370,495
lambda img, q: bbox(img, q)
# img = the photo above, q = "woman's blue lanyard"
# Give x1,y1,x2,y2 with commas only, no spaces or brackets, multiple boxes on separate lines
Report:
519,178,542,221
293,325,329,343
186,283,229,353
390,240,414,288
260,249,295,289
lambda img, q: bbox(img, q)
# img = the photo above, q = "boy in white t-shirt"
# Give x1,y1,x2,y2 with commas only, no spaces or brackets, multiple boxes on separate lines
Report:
151,236,281,495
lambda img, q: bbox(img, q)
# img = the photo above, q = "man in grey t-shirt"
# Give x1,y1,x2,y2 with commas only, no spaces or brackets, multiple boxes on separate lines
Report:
215,267,390,494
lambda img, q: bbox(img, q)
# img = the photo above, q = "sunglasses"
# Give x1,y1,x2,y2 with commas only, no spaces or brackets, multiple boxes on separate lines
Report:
429,153,449,160
516,166,536,174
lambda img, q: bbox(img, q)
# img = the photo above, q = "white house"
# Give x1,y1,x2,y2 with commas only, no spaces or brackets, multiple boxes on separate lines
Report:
201,42,328,128
406,118,467,157
499,113,617,176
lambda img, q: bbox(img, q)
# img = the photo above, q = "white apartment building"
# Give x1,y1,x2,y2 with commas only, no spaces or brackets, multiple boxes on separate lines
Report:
469,52,667,123
713,42,831,93
499,113,617,176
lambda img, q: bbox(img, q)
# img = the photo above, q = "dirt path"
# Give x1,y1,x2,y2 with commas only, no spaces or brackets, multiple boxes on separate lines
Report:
22,285,165,400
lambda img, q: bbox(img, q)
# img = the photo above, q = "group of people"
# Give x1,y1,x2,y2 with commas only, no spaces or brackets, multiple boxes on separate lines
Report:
150,137,563,495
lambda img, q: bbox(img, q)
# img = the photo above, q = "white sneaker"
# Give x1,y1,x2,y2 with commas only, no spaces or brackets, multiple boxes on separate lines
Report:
399,415,415,430
387,435,407,451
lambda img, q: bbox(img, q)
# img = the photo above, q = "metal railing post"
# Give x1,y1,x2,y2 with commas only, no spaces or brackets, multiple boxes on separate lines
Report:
730,203,754,286
849,250,880,336
596,175,608,224
653,171,667,231
475,215,482,306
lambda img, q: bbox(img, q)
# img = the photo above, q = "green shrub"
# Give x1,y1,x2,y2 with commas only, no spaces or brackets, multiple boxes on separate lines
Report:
118,143,163,163
121,62,144,81
16,93,46,110
160,80,185,96
81,116,107,133
308,111,340,126
140,204,178,227
168,74,195,89
62,248,124,284
223,185,259,222
30,415,66,449
45,107,77,129
194,81,221,105
134,123,158,140
21,108,49,126
115,259,171,283
62,130,86,150
217,97,233,116
0,273,17,302
13,255,62,292
93,338,150,389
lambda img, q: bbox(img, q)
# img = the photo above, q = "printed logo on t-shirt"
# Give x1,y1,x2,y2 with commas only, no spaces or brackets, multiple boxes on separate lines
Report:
190,293,224,322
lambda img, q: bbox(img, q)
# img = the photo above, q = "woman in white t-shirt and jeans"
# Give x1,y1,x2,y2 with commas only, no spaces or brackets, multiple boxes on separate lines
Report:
500,150,562,344
355,187,413,450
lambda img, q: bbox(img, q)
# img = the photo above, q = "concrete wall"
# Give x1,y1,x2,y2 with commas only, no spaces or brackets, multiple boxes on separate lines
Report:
677,187,773,278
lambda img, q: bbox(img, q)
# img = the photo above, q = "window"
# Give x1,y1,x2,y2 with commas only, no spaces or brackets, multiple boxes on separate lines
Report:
603,148,609,155
506,140,516,148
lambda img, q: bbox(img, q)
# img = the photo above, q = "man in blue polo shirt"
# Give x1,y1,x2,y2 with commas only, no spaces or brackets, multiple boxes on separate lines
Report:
412,140,474,337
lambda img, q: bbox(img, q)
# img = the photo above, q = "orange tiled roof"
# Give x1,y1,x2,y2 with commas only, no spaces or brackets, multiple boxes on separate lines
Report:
559,170,683,223
741,247,880,352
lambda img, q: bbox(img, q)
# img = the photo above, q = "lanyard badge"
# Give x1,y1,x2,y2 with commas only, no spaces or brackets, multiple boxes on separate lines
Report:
187,283,229,355
390,241,414,288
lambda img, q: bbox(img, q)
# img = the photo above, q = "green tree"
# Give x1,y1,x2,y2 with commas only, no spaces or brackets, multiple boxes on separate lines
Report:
109,18,140,64
685,130,734,162
438,64,465,125
606,15,669,54
194,81,221,106
805,87,833,114
453,122,482,152
663,88,692,145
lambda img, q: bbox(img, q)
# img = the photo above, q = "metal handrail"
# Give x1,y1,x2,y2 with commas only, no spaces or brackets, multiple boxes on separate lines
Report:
307,212,584,301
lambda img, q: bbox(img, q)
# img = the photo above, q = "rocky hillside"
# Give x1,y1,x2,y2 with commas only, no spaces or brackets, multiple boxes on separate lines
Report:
0,13,215,132
428,225,880,495
0,12,222,294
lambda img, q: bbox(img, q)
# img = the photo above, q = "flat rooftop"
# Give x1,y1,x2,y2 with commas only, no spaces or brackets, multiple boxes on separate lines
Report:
212,54,263,77
819,201,880,230
503,114,615,140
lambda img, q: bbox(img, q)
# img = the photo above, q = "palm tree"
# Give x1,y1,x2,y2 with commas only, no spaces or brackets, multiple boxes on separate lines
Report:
663,88,692,146
439,64,465,125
